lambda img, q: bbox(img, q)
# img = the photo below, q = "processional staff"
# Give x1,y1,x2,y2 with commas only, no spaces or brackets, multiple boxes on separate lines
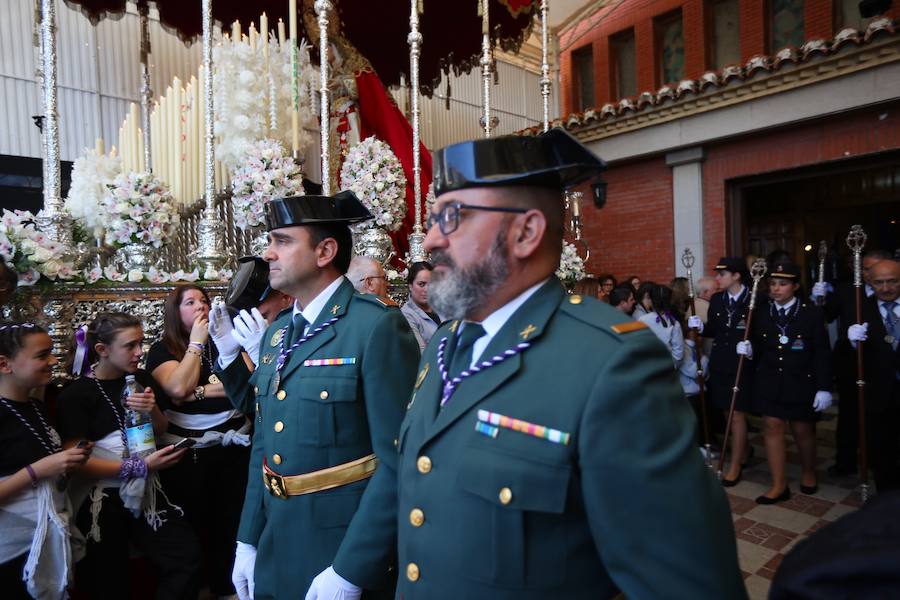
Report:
717,258,767,479
816,240,828,307
847,224,870,503
682,248,712,468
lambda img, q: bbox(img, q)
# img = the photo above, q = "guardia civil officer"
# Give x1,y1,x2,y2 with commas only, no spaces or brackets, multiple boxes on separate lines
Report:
208,192,419,600
396,129,746,599
689,257,755,485
737,263,832,503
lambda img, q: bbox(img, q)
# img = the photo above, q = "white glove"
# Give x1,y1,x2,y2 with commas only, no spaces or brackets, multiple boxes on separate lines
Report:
232,308,268,367
209,302,242,367
687,315,703,332
736,341,753,359
232,541,256,600
812,282,828,299
848,322,868,344
304,566,361,600
813,390,833,412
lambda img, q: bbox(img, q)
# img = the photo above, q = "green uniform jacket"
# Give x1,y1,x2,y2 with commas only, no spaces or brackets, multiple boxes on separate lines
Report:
219,277,419,600
396,278,747,599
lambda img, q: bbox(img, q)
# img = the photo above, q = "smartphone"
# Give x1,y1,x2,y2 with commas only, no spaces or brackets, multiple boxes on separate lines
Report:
172,438,197,450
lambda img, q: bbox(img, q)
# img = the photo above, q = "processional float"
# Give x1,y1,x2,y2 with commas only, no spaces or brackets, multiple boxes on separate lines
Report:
13,0,548,374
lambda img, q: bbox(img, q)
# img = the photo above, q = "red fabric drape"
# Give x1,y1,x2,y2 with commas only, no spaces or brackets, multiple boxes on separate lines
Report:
355,71,433,263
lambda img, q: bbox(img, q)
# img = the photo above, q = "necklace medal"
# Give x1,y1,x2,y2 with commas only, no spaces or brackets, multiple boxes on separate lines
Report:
779,335,789,344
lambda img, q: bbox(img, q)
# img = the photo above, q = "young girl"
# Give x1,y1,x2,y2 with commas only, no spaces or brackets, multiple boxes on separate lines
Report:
637,284,685,368
146,285,250,598
742,263,832,503
0,322,90,600
55,312,200,599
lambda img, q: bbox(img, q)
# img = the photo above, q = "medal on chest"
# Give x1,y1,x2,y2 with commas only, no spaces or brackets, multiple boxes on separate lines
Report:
779,335,789,344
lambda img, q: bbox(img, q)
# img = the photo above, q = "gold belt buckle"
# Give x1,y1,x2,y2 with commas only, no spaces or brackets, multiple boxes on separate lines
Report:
266,472,287,499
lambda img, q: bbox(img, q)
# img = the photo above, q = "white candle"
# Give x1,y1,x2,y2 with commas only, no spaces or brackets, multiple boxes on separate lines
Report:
249,23,257,51
232,20,241,41
130,103,140,171
260,13,269,58
277,19,285,45
95,137,105,156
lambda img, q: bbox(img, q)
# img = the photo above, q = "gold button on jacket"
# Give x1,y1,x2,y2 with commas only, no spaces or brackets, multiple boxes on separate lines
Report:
410,508,425,527
406,563,420,582
274,421,284,433
499,487,513,505
276,390,286,400
416,455,432,474
272,453,282,465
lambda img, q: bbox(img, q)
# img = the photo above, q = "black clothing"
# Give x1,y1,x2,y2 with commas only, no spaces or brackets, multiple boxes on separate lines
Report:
750,300,831,422
147,341,248,596
0,399,56,477
75,492,200,600
55,370,170,444
770,491,900,599
702,288,755,412
145,341,231,414
825,281,874,470
160,444,249,595
859,296,900,491
0,553,30,600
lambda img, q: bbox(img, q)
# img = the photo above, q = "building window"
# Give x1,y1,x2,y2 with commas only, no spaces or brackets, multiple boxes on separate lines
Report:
769,0,805,51
610,29,637,100
656,11,685,85
835,0,870,31
572,45,595,111
709,0,740,69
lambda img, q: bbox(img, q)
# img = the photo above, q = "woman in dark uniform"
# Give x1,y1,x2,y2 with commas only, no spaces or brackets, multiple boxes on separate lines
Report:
693,257,755,486
743,263,832,504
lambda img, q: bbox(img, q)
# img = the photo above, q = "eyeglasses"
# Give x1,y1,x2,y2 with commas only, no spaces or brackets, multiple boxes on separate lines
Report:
360,275,387,283
426,202,527,236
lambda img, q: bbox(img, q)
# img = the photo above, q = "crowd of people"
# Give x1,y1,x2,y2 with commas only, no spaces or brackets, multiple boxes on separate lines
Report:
1,128,898,599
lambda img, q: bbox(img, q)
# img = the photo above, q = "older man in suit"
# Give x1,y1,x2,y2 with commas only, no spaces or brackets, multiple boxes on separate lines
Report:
848,258,900,492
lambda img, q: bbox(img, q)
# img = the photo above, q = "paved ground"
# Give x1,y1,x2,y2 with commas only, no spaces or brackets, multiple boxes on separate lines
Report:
724,408,864,599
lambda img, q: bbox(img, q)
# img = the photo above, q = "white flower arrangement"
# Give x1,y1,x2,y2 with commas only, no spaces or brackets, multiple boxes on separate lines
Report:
340,136,407,232
386,268,408,282
0,210,77,286
556,241,586,282
101,172,181,249
231,139,305,230
213,33,317,170
64,149,123,238
91,265,207,285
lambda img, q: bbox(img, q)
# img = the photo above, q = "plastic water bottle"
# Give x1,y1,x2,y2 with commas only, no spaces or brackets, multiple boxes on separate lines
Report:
122,374,155,458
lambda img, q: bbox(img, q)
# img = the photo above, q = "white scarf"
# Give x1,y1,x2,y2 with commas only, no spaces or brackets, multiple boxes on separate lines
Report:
0,477,82,600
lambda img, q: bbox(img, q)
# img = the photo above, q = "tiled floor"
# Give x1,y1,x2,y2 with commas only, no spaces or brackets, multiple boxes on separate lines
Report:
722,408,864,599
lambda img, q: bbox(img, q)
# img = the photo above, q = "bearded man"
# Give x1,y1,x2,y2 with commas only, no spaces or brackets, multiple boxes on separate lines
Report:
394,129,747,599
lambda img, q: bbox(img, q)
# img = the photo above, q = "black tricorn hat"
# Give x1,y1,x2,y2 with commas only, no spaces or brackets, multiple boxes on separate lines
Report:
264,190,373,231
770,263,801,280
432,128,606,197
225,256,272,311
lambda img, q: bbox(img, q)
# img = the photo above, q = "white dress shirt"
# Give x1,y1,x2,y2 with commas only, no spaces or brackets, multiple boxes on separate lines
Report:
292,276,345,335
458,279,547,368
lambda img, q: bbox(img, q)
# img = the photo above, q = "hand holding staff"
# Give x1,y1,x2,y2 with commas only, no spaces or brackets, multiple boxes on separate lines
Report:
816,241,828,306
847,224,870,503
717,258,767,479
682,248,712,468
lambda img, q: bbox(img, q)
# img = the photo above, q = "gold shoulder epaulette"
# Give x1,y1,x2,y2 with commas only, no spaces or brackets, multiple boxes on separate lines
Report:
375,297,399,307
611,321,648,334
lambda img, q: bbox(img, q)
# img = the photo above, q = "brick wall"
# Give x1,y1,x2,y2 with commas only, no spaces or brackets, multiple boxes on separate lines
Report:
558,0,895,113
579,156,675,282
575,103,900,280
701,102,900,273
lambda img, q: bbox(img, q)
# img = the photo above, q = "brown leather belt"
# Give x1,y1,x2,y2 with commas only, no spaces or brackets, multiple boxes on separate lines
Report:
262,454,377,499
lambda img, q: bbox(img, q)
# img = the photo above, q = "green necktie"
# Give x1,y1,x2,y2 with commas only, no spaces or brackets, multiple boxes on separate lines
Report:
450,323,486,377
289,314,308,346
